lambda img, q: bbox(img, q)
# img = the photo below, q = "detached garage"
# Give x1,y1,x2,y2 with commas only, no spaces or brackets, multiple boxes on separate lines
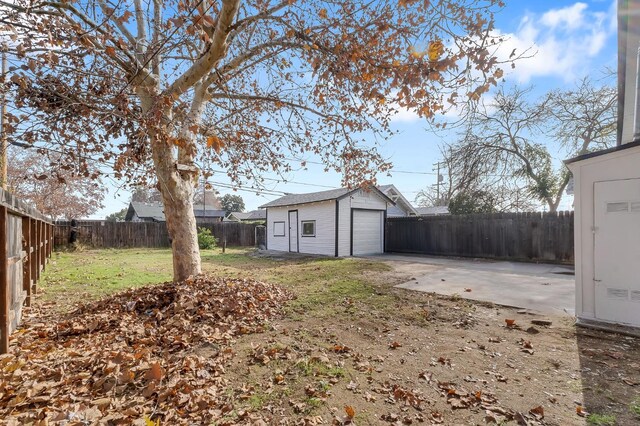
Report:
259,187,394,256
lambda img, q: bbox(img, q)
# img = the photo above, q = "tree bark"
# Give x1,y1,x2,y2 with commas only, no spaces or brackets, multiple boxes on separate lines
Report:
140,87,203,282
151,136,202,282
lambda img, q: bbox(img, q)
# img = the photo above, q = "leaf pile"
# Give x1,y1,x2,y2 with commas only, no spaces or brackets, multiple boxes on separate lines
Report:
0,276,293,425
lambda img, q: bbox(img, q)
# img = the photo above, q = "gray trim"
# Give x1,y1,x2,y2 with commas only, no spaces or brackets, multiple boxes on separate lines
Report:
565,140,640,164
300,220,316,237
334,199,339,257
273,221,285,237
265,209,269,249
288,210,299,253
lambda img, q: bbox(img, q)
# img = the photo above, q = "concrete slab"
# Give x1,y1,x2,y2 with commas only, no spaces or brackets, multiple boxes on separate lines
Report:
367,254,575,316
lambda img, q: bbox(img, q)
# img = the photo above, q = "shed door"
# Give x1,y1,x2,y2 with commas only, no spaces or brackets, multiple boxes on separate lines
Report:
594,179,640,326
288,210,298,253
352,210,383,256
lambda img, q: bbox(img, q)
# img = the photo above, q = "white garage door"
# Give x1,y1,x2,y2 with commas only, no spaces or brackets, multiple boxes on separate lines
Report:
352,210,384,256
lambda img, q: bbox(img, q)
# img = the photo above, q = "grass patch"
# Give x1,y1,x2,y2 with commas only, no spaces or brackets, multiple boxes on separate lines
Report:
586,413,616,426
41,248,395,317
630,397,640,416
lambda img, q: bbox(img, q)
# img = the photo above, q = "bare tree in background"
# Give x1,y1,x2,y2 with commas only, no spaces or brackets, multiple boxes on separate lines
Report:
438,77,616,213
414,141,537,212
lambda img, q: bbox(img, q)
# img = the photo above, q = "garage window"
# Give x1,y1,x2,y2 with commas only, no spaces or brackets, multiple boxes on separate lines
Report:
273,221,285,236
301,220,316,237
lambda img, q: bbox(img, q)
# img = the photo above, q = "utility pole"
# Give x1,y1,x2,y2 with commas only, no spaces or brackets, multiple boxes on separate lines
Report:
0,49,7,190
432,161,446,204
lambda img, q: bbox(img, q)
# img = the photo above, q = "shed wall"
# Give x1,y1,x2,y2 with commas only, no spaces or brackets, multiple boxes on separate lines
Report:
266,206,289,252
266,202,337,256
568,145,640,323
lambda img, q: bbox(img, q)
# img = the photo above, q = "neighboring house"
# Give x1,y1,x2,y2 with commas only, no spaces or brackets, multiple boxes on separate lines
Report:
259,187,395,256
565,0,640,329
225,210,267,222
377,184,419,217
124,202,165,222
415,206,450,216
124,202,226,223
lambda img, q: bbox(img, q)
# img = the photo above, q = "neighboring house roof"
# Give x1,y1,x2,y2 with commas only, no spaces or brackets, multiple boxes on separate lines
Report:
227,212,251,221
244,210,266,220
125,202,165,222
125,202,225,222
226,210,266,221
193,205,226,218
415,206,450,216
259,187,394,208
378,184,419,216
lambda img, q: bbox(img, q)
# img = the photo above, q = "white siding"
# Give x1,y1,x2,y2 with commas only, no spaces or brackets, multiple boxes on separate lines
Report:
337,199,351,256
266,206,289,252
266,201,337,256
622,7,640,144
298,201,336,256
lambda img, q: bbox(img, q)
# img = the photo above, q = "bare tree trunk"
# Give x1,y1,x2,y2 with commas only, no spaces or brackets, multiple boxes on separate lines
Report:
140,85,204,282
150,137,201,282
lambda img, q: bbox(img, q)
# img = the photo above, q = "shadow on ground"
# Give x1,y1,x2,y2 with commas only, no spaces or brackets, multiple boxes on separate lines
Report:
576,327,640,425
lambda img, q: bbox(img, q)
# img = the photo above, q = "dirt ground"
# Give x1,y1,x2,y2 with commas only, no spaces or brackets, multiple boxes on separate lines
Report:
220,256,640,425
4,249,639,425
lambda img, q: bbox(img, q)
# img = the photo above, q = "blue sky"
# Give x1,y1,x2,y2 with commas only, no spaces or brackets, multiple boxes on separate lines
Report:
95,0,618,218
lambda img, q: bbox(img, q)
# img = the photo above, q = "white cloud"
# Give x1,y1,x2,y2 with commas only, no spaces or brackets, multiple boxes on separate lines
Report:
491,1,616,83
386,1,616,123
391,107,421,123
540,2,588,29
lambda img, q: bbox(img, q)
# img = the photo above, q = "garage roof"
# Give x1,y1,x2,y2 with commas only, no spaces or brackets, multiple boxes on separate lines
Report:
259,187,394,208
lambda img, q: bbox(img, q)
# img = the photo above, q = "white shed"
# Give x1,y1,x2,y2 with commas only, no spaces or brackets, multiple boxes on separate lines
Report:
259,187,394,256
567,143,640,328
566,0,640,329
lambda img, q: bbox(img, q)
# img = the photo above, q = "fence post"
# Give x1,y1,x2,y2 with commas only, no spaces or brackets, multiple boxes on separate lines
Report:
0,206,8,353
39,221,45,272
21,217,31,307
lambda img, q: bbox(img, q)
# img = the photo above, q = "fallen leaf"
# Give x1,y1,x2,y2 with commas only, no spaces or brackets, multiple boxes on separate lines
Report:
529,405,544,419
345,405,355,419
145,362,163,383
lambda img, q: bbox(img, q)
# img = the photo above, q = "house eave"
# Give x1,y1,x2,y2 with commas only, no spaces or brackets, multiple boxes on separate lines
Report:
565,140,640,166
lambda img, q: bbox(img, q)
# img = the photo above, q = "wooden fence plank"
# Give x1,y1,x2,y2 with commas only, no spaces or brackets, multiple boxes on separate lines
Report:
54,221,261,249
386,212,574,264
22,217,31,307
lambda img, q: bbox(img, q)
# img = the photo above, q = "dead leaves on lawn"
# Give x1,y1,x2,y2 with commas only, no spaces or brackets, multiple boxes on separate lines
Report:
0,276,293,424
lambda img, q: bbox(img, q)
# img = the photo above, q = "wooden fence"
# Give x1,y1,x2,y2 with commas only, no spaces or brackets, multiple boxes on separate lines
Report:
386,211,574,264
0,188,53,353
54,220,261,249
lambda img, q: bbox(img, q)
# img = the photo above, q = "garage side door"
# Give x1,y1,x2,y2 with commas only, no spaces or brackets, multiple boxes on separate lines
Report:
594,179,640,326
352,210,383,256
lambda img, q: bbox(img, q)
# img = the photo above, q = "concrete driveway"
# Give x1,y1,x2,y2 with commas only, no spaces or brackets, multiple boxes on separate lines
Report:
367,254,575,316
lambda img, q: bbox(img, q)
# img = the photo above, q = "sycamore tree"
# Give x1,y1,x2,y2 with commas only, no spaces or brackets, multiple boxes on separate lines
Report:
1,0,512,281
